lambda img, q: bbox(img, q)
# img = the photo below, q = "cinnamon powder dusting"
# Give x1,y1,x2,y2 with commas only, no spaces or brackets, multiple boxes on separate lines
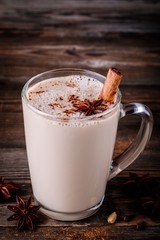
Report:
68,94,80,103
48,103,62,109
63,109,75,116
66,82,76,88
34,91,46,94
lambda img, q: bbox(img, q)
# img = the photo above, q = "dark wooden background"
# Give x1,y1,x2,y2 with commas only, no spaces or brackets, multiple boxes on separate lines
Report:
0,0,160,239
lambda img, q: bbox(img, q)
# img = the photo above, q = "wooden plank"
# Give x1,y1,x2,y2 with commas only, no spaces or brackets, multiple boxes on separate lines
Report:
0,0,160,87
1,0,160,11
0,0,160,33
0,31,159,48
0,44,160,86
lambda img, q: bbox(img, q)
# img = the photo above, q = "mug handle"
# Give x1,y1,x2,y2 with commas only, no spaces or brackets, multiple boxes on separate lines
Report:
108,103,153,180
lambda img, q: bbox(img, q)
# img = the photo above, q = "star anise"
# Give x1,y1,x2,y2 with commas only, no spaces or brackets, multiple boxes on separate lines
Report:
73,98,108,116
141,195,160,216
124,172,156,197
7,195,41,231
0,177,18,199
136,221,146,230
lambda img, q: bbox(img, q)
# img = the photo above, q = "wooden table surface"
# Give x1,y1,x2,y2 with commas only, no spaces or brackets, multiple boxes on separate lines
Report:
0,0,160,239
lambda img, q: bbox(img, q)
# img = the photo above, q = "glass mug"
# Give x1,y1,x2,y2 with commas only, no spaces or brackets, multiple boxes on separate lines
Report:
22,69,153,221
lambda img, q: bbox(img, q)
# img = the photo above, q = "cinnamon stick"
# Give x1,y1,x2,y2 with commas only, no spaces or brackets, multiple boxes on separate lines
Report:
99,68,122,102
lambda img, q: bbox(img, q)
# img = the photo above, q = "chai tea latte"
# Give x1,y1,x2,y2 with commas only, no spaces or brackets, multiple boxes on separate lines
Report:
23,74,119,216
22,68,153,221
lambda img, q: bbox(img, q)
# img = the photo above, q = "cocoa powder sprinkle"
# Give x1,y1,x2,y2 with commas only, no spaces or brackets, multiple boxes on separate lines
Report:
48,103,62,109
68,95,80,102
35,91,46,94
63,109,76,115
66,82,76,88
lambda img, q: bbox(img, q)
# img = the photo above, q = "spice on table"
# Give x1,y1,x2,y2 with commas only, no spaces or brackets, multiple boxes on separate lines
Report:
124,172,155,197
7,195,40,231
107,211,117,224
123,172,160,218
136,221,146,230
0,177,18,199
141,195,160,216
122,214,135,222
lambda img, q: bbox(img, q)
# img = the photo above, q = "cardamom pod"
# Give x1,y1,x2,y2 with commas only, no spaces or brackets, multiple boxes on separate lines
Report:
107,211,117,224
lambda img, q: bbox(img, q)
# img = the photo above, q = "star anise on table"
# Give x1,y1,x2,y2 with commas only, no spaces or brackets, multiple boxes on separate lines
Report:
0,177,18,199
73,98,109,116
141,195,160,216
7,195,41,231
124,172,156,197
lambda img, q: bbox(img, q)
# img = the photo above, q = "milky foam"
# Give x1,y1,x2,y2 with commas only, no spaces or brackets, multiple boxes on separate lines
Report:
27,75,112,120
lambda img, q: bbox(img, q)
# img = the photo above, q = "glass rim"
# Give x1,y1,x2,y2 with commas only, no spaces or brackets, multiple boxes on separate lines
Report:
21,68,122,122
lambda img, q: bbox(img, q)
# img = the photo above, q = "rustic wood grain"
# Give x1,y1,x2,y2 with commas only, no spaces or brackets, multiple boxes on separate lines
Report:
0,0,160,238
0,1,160,86
0,43,160,86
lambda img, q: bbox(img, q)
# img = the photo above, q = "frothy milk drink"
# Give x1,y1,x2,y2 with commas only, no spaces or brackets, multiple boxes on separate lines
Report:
22,68,153,220
22,73,120,220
